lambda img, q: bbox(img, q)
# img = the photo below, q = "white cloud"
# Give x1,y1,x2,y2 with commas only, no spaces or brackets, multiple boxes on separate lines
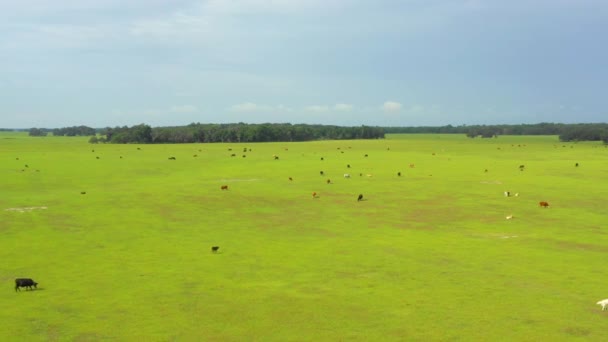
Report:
229,102,291,113
334,103,353,111
383,101,402,112
305,105,330,113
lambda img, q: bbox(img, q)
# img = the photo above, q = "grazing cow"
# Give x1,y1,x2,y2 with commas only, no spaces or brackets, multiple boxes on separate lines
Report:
15,278,38,291
92,150,95,152
539,201,549,208
347,164,351,168
193,154,198,157
397,172,401,177
120,156,123,159
597,299,608,311
519,165,525,171
137,147,141,150
506,214,513,220
96,156,100,159
221,185,228,190
211,246,220,253
242,155,246,158
575,163,579,167
231,154,236,157
484,169,488,173
321,157,324,161
364,154,368,157
504,191,510,197
320,171,324,176
312,192,317,198
243,148,247,152
228,148,232,151
357,194,363,201
344,173,351,178
168,157,176,160
289,177,293,181
409,164,415,168
327,179,331,184
274,156,279,160
81,191,86,195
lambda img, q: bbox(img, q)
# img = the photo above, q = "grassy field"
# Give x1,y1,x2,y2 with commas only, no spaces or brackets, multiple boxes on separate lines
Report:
1,132,607,341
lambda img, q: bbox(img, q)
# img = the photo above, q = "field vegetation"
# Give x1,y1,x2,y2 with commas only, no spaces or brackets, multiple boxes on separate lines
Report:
1,132,607,340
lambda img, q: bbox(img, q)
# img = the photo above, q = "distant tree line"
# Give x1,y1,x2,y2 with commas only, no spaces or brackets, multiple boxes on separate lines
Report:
24,122,608,144
385,122,608,143
92,123,385,144
28,126,96,137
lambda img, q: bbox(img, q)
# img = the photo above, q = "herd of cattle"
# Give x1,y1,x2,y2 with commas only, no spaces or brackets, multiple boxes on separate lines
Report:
14,144,579,294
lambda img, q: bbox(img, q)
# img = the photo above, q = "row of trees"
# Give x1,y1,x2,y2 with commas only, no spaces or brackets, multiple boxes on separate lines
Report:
385,123,608,142
91,123,385,144
26,122,608,143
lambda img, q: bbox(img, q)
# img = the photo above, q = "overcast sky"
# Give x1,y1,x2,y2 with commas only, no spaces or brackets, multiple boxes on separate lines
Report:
1,0,606,128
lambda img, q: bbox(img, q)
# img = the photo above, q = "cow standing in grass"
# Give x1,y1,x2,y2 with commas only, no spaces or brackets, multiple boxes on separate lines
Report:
15,278,38,291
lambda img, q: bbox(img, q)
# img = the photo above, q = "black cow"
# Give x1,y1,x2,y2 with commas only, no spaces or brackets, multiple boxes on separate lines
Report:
347,164,351,168
357,194,363,201
168,157,176,160
397,172,401,177
575,163,579,167
211,246,220,253
15,278,38,291
320,171,324,176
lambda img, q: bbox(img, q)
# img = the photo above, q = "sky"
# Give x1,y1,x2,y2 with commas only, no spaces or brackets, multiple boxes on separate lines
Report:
0,0,606,128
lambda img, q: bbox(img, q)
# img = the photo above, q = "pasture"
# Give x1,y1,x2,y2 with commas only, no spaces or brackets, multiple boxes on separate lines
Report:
1,132,607,340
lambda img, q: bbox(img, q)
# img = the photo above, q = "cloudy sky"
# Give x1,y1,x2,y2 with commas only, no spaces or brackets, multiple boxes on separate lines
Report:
1,0,606,128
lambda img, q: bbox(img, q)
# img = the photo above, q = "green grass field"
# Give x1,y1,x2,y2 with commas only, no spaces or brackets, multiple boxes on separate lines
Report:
1,132,607,341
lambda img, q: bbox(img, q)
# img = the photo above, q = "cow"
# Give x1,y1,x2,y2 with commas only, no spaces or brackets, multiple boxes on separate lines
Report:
242,155,246,158
221,185,228,190
320,171,324,176
519,165,525,171
15,278,38,291
326,179,331,184
504,191,510,197
193,154,198,157
357,194,363,201
597,299,608,311
289,177,293,181
81,191,86,195
231,154,236,157
321,157,324,161
397,172,401,177
575,163,579,167
211,246,220,253
168,157,176,160
274,155,279,160
364,154,368,157
347,164,351,168
344,173,351,178
539,201,549,208
312,192,317,198
409,164,415,168
96,156,100,159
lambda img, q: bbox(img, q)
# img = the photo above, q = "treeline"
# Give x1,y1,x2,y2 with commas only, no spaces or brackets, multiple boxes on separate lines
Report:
385,122,608,142
24,122,608,143
90,123,385,144
28,126,95,137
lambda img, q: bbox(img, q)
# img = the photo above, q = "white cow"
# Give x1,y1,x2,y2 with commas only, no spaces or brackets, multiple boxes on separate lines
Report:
344,173,351,178
597,299,608,310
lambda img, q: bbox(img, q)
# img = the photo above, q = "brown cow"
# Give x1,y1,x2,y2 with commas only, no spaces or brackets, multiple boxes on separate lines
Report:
539,201,549,208
221,185,229,190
